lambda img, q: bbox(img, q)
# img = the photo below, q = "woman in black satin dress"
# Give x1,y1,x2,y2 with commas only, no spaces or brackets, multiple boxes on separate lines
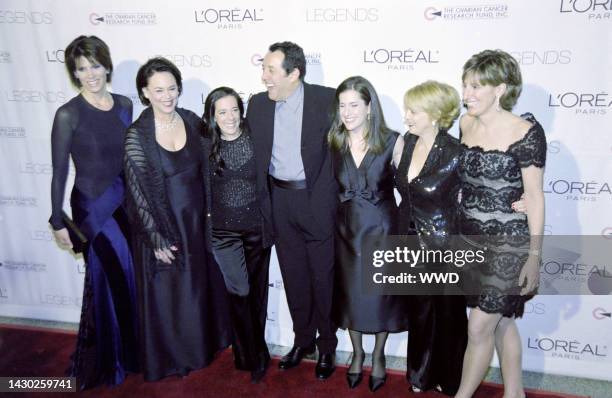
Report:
124,58,231,381
395,80,466,395
329,76,405,392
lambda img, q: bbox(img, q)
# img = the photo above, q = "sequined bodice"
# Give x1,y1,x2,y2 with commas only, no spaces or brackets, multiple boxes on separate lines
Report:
211,133,260,231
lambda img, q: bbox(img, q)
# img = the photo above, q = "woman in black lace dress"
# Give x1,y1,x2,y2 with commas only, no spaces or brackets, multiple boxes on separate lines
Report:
455,50,546,398
124,58,231,381
203,87,272,384
329,76,405,392
49,35,138,389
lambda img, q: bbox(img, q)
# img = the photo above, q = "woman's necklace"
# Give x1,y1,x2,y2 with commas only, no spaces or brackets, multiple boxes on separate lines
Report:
155,111,179,132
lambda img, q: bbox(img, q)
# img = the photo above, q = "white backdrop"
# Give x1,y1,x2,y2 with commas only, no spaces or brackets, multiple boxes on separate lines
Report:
1,0,611,381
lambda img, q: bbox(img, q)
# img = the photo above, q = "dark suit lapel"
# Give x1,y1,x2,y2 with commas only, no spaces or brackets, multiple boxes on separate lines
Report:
301,83,316,150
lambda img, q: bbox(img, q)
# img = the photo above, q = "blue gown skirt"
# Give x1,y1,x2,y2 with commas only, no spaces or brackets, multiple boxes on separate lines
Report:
69,175,139,389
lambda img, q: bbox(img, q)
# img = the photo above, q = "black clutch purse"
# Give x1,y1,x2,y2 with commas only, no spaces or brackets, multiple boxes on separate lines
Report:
61,211,88,254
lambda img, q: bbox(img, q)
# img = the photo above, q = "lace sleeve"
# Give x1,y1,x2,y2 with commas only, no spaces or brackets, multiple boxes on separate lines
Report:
49,105,77,230
124,128,171,250
511,123,547,169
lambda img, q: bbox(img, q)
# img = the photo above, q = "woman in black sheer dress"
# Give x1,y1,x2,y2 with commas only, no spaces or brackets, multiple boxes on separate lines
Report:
124,58,231,381
49,35,138,389
328,76,405,392
455,50,546,398
203,87,272,384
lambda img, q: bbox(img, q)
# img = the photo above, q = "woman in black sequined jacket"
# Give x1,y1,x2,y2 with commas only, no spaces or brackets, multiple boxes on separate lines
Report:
395,80,466,396
203,86,272,384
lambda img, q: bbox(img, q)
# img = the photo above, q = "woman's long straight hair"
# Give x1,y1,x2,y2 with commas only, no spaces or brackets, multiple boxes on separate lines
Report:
327,76,393,154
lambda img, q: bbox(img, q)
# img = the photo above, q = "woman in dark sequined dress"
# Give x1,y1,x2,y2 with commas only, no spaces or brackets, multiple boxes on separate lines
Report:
394,80,467,396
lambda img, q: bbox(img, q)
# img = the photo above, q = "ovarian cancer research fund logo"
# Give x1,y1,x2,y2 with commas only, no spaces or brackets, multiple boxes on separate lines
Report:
425,4,509,21
0,126,25,138
592,307,611,320
89,12,157,26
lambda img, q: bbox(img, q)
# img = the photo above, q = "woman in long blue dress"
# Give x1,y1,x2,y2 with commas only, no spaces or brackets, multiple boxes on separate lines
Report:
49,35,139,389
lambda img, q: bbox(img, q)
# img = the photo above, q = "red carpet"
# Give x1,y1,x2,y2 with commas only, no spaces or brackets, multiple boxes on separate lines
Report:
0,325,587,398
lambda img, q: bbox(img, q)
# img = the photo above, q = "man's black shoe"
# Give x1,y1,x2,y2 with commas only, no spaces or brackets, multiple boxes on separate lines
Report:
315,353,336,379
278,344,316,370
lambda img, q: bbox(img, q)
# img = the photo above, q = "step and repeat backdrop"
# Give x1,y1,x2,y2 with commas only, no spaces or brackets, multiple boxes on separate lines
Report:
1,0,610,381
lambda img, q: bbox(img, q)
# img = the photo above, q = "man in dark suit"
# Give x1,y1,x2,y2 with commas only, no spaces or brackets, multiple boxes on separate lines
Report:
246,41,337,380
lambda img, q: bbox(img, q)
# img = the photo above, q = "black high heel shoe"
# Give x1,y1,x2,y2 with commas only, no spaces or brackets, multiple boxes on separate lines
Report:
368,374,387,392
368,354,386,392
346,352,365,389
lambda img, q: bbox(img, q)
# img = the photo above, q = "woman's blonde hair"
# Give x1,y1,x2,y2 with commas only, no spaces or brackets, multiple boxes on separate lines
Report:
404,80,460,130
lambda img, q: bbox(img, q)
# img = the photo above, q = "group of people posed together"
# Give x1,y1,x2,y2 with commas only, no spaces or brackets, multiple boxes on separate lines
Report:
50,35,545,398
